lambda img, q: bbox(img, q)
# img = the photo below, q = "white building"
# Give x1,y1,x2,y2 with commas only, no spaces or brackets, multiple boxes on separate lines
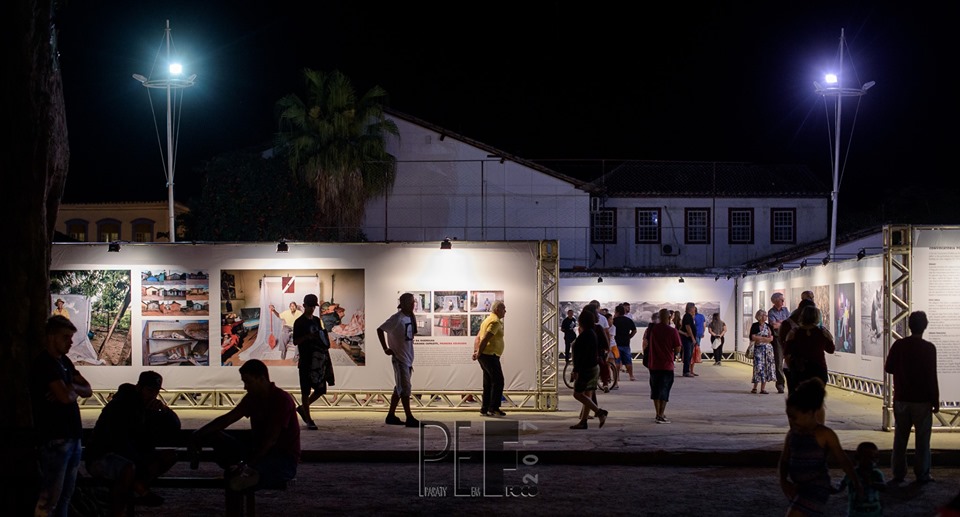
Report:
365,110,831,272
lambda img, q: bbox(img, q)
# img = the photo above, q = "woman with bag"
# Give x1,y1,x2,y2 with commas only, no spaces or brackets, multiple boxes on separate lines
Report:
750,309,776,394
708,313,727,365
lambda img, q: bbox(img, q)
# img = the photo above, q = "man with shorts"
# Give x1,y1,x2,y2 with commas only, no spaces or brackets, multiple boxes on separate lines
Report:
612,303,638,382
377,293,419,427
644,308,682,423
85,371,180,512
293,294,331,430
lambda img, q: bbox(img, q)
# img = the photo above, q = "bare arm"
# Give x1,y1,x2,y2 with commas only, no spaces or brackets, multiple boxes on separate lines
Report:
192,406,244,444
822,427,863,498
377,328,393,355
72,371,93,398
778,434,797,500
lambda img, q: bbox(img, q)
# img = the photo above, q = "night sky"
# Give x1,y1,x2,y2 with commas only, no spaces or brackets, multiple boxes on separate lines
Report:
56,2,953,219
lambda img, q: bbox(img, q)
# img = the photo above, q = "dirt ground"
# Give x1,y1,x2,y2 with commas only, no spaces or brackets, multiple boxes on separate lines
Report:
81,463,960,517
79,328,130,366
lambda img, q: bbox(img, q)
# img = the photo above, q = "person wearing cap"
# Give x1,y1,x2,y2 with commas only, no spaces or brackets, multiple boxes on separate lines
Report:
85,371,180,512
292,294,332,430
52,297,70,319
377,293,420,427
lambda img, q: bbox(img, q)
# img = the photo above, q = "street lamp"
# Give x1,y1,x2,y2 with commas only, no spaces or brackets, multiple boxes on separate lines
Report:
814,28,874,257
133,20,196,243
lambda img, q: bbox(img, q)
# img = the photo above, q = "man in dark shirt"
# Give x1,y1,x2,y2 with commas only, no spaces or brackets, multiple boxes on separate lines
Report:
31,315,92,517
680,303,697,377
292,294,331,430
612,304,638,382
191,359,300,489
884,311,939,485
560,309,577,362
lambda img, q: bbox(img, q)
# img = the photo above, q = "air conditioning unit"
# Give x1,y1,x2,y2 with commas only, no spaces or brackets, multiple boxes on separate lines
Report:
661,244,680,256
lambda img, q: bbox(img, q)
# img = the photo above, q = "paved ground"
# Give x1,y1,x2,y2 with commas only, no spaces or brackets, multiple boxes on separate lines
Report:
78,360,960,516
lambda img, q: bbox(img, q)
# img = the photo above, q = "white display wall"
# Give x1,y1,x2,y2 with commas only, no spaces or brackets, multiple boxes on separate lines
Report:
50,241,542,393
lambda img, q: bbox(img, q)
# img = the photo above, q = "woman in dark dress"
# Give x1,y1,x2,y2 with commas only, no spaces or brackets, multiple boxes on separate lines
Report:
569,309,608,429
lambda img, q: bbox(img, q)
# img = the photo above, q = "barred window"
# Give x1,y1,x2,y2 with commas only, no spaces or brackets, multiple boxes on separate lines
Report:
728,209,754,244
635,208,661,243
771,209,796,244
684,208,710,244
591,209,616,244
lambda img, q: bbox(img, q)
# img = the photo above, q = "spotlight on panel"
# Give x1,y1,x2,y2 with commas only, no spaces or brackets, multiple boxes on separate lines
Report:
597,276,603,284
440,238,452,250
678,277,684,283
277,241,289,253
857,248,866,261
108,242,121,253
821,256,830,266
800,259,807,269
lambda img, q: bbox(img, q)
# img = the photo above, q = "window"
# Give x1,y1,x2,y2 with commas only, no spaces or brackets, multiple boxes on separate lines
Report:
635,208,661,243
65,219,88,242
728,208,754,244
684,208,710,244
97,218,121,242
131,218,155,242
591,208,616,244
771,208,796,244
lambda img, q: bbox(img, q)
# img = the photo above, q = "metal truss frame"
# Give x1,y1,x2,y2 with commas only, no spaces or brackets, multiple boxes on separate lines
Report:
80,241,562,412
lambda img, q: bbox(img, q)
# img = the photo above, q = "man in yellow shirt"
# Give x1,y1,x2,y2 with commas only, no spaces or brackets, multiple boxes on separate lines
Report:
52,298,70,319
473,301,506,417
270,302,301,360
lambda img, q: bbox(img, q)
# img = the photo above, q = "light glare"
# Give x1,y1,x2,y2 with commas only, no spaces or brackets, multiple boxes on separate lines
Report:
824,73,838,84
169,63,183,75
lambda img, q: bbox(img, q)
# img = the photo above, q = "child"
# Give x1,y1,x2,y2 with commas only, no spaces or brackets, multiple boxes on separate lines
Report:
779,378,862,516
835,441,885,516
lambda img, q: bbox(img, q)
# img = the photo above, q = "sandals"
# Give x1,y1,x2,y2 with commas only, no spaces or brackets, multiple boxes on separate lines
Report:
597,409,609,429
760,390,770,394
750,388,758,394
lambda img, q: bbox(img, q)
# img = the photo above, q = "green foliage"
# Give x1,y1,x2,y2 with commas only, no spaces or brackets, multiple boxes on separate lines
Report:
181,148,322,241
50,270,131,330
275,69,399,241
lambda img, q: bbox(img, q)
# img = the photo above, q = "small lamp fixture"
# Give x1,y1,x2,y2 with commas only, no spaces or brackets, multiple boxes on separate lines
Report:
107,242,121,253
276,241,289,253
725,274,732,280
714,275,720,281
440,238,452,250
678,277,685,283
821,256,830,266
857,248,866,261
777,263,784,272
741,272,747,279
597,276,603,284
800,259,807,270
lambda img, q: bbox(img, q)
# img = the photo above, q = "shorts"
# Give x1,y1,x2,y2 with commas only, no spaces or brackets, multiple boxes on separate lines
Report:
392,358,413,398
617,345,632,365
649,370,675,401
573,365,599,393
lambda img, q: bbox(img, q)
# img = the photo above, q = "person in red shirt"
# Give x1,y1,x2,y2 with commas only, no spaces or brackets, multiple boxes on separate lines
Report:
643,308,682,424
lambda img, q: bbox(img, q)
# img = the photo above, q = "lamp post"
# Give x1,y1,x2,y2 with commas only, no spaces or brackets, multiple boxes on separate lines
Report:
133,20,196,243
814,28,874,257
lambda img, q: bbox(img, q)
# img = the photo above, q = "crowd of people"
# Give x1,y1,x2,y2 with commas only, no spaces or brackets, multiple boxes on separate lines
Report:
27,289,941,515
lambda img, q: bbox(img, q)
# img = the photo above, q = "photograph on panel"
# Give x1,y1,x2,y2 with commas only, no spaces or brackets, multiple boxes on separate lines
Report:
221,269,365,368
835,283,856,353
141,269,210,316
50,269,132,366
860,281,883,357
142,319,210,366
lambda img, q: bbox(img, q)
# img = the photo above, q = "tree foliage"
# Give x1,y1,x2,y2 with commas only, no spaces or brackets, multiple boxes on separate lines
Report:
275,69,399,241
181,148,321,241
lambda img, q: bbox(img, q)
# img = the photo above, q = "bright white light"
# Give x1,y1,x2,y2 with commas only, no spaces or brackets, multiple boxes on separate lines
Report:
824,73,838,84
169,63,183,75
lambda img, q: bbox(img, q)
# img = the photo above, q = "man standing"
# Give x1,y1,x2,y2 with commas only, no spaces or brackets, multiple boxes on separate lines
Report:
884,311,938,485
293,294,330,431
31,315,92,517
85,371,180,512
269,301,301,360
191,360,300,488
612,304,638,382
767,293,791,394
474,301,507,417
643,308,682,423
680,303,698,377
560,309,577,362
377,293,420,427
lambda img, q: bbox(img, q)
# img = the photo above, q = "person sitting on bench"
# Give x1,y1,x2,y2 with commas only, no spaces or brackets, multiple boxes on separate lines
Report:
85,371,180,514
191,359,300,489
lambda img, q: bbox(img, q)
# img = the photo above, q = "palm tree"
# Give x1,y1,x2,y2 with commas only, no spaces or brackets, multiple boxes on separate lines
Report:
276,69,399,241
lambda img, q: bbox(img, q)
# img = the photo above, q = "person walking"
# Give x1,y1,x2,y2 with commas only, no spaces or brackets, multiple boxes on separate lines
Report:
569,309,608,429
750,309,776,394
378,293,420,427
643,308,682,423
31,315,92,517
292,294,331,431
612,304,637,382
474,301,507,417
884,311,939,485
707,313,727,365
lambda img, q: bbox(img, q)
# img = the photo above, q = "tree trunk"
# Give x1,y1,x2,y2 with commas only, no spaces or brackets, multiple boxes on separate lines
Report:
0,0,70,512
